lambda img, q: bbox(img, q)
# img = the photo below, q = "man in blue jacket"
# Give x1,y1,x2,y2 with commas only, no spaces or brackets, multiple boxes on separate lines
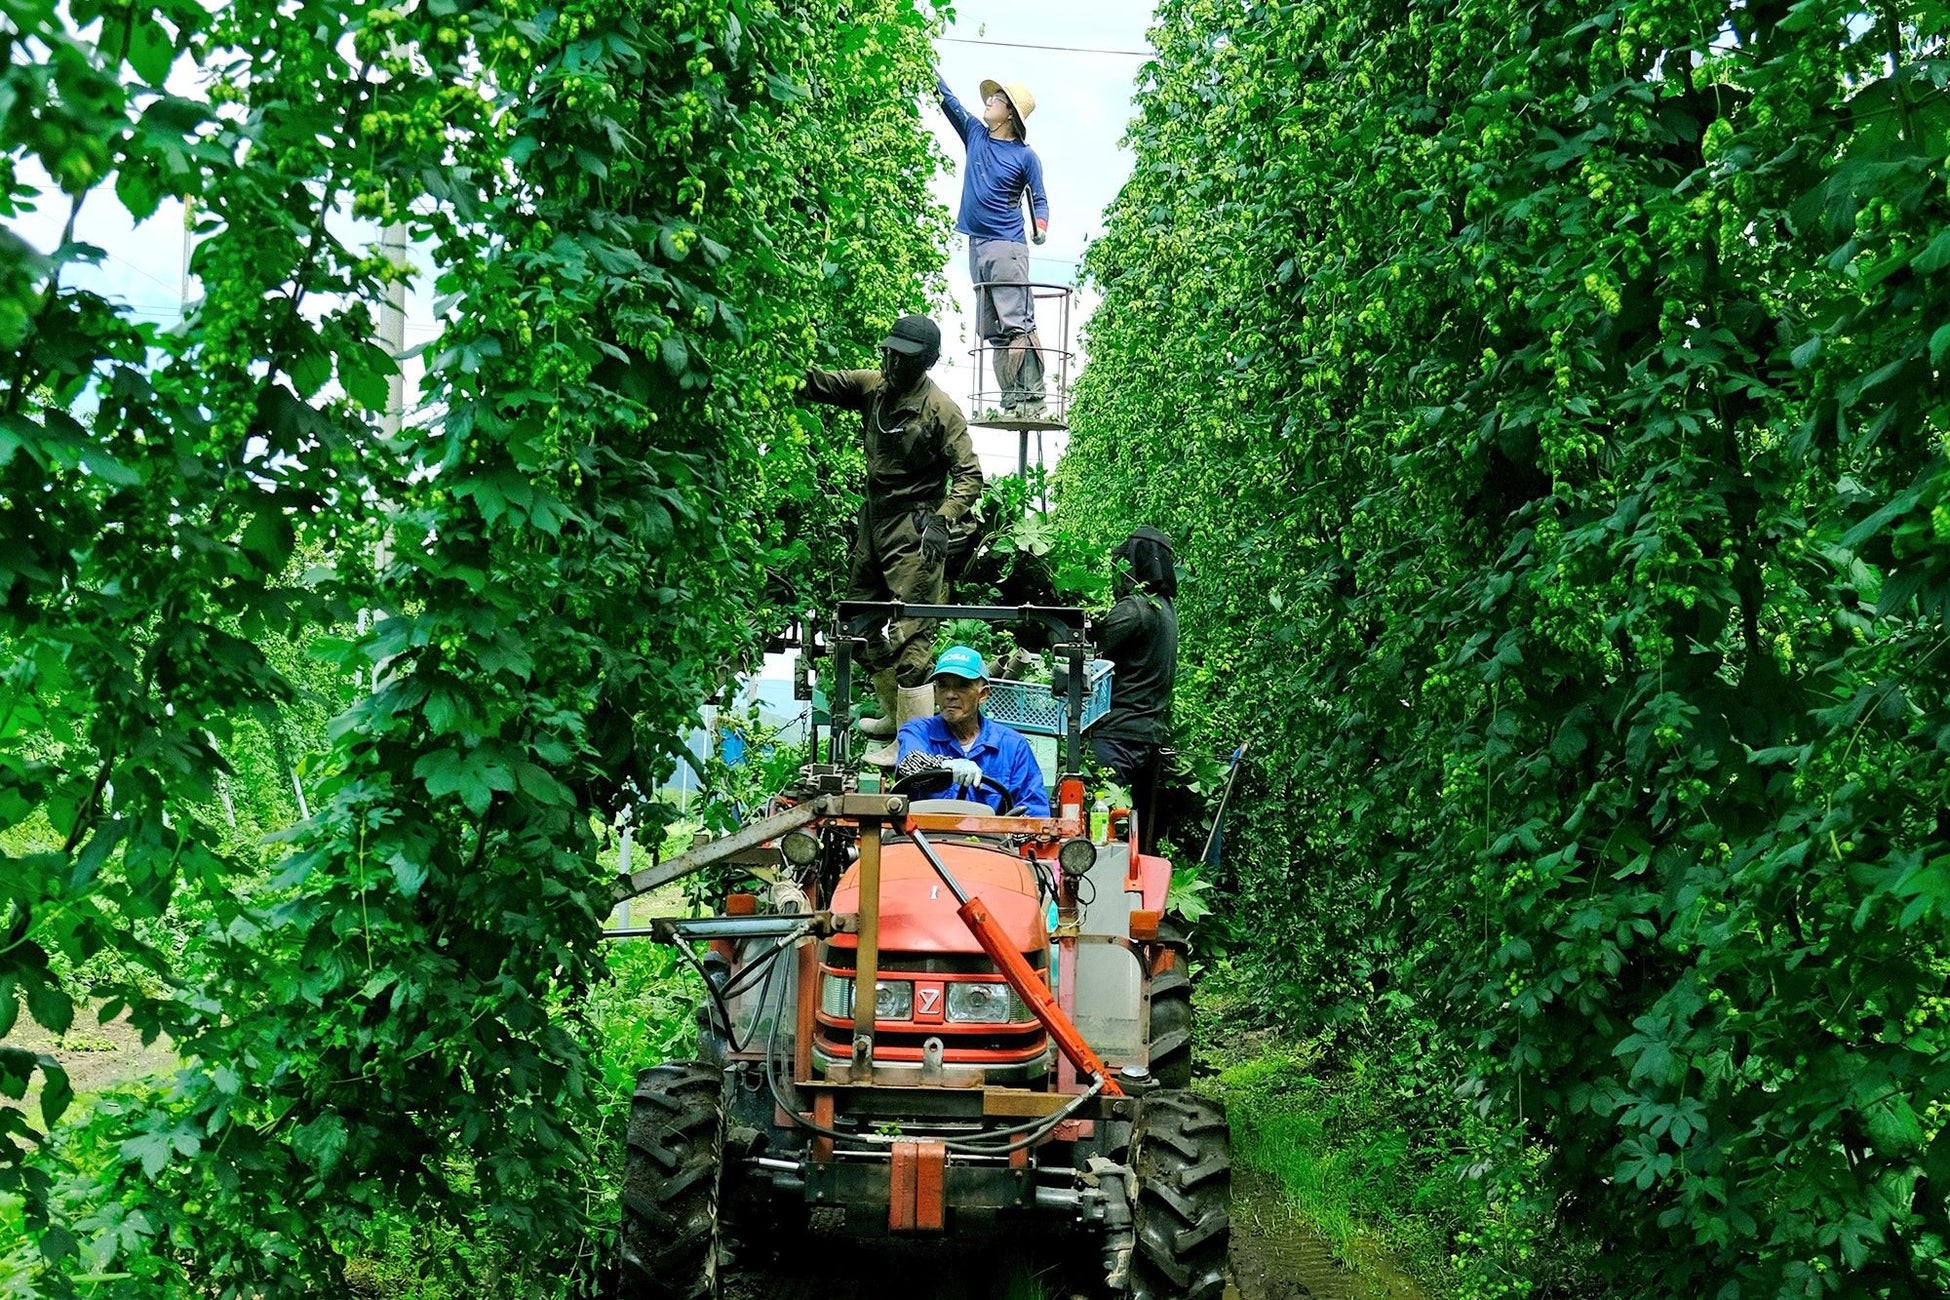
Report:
937,74,1049,418
897,646,1050,816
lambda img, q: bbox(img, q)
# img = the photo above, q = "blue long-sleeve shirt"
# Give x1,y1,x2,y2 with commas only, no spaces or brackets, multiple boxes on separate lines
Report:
898,713,1051,816
938,76,1048,244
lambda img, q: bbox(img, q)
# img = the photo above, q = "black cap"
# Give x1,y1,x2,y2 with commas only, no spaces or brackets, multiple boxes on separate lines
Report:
879,314,941,359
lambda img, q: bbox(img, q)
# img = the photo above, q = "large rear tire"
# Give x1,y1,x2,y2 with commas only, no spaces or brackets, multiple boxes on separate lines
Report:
1128,1091,1231,1300
619,1062,727,1300
1145,922,1195,1090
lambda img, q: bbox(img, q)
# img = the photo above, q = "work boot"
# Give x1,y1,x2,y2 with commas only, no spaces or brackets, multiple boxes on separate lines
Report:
853,669,899,739
863,683,937,767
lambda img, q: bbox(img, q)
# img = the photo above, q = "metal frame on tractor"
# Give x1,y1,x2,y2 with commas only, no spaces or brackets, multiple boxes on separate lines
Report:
607,602,1229,1300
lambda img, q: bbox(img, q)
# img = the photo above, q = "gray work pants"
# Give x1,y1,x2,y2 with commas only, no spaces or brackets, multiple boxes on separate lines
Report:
970,237,1045,408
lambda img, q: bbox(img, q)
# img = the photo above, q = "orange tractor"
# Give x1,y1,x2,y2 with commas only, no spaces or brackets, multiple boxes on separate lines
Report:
608,602,1227,1298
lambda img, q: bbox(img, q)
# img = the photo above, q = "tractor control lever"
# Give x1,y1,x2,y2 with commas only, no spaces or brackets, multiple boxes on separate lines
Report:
905,825,1125,1096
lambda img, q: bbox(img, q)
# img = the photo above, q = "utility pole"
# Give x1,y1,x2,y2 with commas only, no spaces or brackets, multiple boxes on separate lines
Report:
367,220,409,690
377,220,409,437
180,197,195,307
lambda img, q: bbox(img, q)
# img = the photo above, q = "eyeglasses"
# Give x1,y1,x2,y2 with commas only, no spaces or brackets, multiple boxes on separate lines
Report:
985,93,1009,105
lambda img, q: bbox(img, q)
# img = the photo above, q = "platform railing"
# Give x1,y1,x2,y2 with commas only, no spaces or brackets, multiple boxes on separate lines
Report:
966,280,1075,433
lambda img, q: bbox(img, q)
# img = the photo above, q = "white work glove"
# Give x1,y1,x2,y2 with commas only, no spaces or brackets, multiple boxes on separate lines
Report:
944,758,983,790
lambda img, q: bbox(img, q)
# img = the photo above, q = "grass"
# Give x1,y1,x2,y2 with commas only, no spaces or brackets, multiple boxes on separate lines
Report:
1215,1047,1450,1299
1196,961,1612,1300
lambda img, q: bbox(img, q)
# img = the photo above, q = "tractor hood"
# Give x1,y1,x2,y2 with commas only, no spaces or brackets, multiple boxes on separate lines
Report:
828,840,1045,957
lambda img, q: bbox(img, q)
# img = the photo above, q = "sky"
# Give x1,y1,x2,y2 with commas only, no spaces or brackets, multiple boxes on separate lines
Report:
9,1,1158,479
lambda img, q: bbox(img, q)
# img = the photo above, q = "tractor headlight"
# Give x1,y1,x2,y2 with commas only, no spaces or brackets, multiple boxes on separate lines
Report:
874,980,913,1020
780,828,820,867
1058,837,1096,876
820,975,913,1021
947,981,1017,1023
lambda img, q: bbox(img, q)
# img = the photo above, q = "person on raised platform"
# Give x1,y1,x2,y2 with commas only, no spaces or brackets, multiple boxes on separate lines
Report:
937,72,1049,419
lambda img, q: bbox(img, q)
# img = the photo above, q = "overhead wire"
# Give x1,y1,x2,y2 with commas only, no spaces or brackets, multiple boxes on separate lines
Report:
939,36,1154,58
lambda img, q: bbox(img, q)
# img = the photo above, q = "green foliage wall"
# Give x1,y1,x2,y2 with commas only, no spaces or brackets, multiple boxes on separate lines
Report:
1058,0,1950,1291
2,0,947,1288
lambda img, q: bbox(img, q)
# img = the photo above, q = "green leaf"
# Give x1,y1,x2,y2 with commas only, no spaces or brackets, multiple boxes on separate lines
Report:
39,1063,72,1129
390,853,429,897
116,164,163,222
1931,323,1950,371
660,334,690,375
80,448,143,486
1864,1094,1924,1157
240,509,295,572
127,16,176,84
412,747,514,815
1913,228,1950,276
293,1113,348,1175
121,1129,176,1178
0,1047,28,1100
291,348,331,398
35,1222,77,1266
22,973,72,1036
338,343,395,412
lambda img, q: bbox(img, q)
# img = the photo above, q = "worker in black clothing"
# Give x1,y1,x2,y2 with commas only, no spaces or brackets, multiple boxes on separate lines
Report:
800,314,984,765
1091,527,1178,855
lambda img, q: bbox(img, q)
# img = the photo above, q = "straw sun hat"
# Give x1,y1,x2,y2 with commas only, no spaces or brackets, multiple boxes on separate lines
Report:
978,79,1036,139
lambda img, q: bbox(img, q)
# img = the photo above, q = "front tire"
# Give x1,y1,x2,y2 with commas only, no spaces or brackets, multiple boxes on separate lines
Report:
1128,1091,1231,1300
619,1062,727,1299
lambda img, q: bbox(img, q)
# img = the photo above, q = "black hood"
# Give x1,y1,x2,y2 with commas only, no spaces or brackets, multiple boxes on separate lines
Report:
1113,526,1177,600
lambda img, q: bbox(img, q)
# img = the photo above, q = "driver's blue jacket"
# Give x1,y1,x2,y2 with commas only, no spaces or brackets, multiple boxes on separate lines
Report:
897,713,1050,816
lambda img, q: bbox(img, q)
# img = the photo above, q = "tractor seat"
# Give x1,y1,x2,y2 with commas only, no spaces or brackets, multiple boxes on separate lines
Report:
907,798,998,815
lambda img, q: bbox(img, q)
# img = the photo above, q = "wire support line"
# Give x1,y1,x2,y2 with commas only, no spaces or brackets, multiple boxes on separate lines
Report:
939,35,1154,57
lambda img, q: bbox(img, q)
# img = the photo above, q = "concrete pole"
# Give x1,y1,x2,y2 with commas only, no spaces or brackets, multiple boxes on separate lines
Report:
180,197,195,306
377,221,409,437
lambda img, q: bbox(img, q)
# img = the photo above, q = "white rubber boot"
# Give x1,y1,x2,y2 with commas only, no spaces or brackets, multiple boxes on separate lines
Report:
854,669,899,739
864,683,937,767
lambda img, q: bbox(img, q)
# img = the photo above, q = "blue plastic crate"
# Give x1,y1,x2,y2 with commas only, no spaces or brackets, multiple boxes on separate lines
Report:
986,659,1114,736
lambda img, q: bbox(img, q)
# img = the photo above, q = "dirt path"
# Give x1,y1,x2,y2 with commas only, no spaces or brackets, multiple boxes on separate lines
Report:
9,1007,177,1115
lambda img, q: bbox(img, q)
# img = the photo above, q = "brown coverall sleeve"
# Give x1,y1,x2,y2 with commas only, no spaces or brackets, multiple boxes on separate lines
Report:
798,368,878,411
934,406,983,523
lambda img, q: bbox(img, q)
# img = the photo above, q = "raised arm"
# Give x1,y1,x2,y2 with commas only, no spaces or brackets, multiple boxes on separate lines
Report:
936,73,975,144
798,368,877,412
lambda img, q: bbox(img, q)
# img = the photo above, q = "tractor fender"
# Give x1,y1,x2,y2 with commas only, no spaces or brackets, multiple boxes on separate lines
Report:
1129,851,1172,915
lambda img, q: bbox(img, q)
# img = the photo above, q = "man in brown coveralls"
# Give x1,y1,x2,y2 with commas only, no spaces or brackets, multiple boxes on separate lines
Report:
800,314,984,764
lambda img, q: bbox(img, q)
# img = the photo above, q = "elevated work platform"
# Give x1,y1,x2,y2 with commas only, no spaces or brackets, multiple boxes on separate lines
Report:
966,280,1075,440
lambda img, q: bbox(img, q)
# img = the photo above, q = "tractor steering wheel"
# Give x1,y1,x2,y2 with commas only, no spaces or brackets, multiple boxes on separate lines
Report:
891,765,1026,816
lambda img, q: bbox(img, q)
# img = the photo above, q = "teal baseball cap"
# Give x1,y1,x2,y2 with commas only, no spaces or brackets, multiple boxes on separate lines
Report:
931,645,989,682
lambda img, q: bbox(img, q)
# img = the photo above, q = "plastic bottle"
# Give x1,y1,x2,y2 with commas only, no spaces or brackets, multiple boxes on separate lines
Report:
1089,794,1110,844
